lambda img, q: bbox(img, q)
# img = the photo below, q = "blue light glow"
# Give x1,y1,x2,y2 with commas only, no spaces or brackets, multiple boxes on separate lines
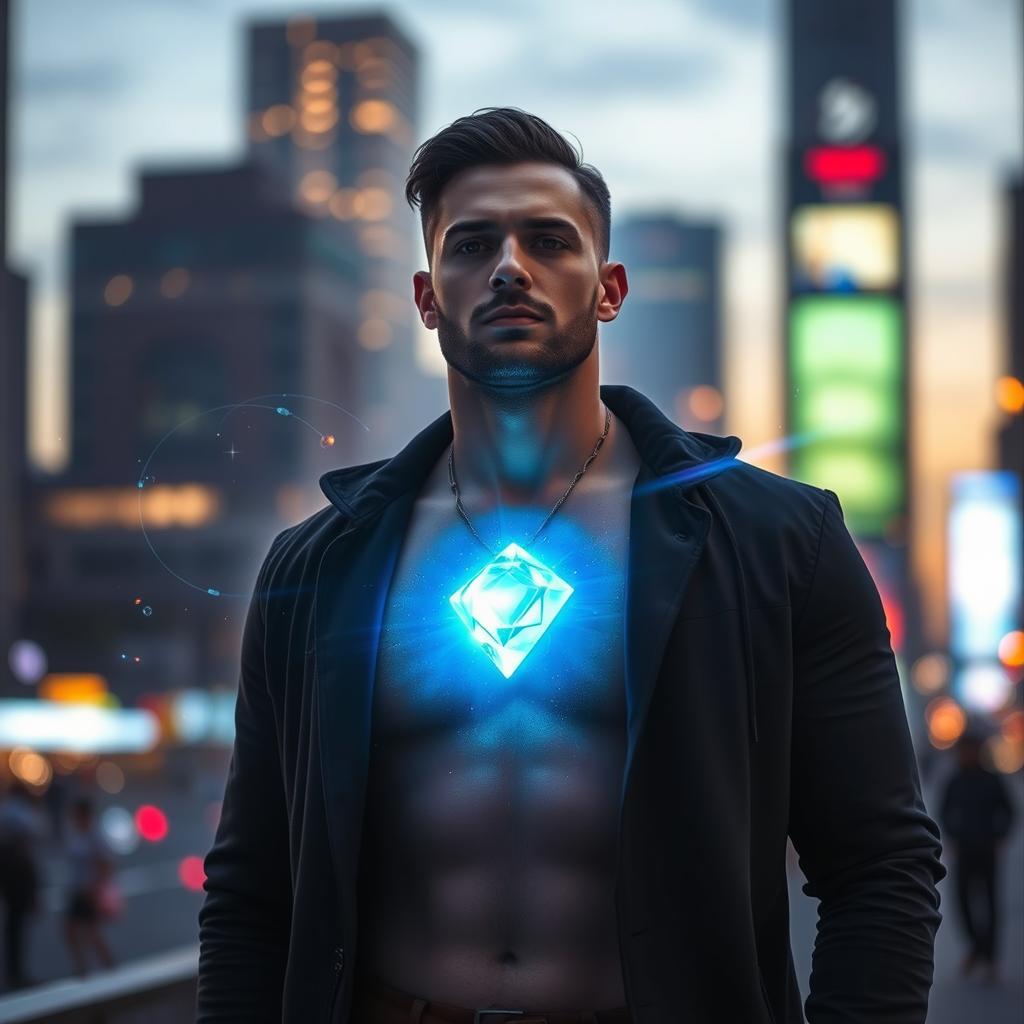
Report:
450,543,574,678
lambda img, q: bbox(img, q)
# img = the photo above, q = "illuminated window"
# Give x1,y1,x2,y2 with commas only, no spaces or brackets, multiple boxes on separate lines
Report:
792,204,899,292
350,99,397,134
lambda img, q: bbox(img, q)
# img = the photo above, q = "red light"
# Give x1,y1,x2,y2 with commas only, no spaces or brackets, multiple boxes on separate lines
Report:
179,855,206,891
135,804,168,842
805,146,886,186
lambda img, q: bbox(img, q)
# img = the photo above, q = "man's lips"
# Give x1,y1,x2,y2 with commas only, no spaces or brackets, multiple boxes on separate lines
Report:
485,315,543,325
482,305,546,324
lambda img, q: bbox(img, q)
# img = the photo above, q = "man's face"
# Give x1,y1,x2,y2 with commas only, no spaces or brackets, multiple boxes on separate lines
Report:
413,162,626,390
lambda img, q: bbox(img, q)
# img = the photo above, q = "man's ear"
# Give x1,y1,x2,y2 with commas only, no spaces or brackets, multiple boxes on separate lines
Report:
413,270,438,329
597,262,628,324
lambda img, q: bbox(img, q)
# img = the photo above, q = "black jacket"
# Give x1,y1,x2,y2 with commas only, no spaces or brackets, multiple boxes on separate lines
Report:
197,384,945,1024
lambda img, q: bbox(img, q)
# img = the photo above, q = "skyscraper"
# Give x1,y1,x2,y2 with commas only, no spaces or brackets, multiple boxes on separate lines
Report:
600,214,723,434
24,159,365,694
246,11,444,462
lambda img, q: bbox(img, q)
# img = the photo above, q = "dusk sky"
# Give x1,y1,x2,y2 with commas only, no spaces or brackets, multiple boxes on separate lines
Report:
8,0,1022,639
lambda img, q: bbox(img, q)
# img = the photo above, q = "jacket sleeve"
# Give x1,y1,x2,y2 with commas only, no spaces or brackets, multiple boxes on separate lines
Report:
197,532,293,1022
788,490,946,1024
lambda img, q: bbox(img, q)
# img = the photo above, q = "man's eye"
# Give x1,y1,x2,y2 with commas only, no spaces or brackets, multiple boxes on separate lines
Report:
454,237,568,255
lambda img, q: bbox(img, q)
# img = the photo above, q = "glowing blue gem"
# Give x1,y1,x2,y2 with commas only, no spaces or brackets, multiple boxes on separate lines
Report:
449,542,573,679
275,406,290,417
207,587,220,597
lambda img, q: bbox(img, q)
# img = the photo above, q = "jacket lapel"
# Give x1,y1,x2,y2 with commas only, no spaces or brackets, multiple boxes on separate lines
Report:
620,461,711,810
313,490,418,943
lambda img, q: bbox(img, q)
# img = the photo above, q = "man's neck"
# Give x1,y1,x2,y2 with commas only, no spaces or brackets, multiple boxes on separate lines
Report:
446,345,619,508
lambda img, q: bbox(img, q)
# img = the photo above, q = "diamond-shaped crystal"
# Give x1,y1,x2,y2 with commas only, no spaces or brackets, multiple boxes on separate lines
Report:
449,542,574,678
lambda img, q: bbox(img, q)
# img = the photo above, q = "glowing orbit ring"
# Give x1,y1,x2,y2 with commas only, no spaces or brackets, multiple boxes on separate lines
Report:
136,393,368,598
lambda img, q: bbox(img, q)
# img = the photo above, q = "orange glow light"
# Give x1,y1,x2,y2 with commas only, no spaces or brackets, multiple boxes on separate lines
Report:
925,696,967,749
996,376,1024,414
358,319,392,351
301,59,337,84
1001,711,1024,743
689,385,724,423
353,187,392,221
261,104,296,137
298,170,338,205
999,630,1024,668
39,674,109,704
46,484,222,530
350,99,396,134
300,108,340,134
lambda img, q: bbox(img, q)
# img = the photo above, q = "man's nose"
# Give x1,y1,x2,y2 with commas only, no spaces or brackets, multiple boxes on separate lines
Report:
489,238,532,290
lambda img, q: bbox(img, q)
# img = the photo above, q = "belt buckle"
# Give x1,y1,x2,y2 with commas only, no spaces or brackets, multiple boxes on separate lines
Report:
473,1011,526,1024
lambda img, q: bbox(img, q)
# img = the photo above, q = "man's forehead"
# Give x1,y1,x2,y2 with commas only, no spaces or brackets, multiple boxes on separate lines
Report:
436,163,591,236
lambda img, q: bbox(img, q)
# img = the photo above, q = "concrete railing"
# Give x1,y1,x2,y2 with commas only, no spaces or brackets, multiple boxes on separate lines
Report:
0,945,198,1024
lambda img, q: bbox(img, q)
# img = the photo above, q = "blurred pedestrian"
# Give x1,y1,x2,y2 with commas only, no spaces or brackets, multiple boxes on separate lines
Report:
0,779,47,990
938,732,1016,983
62,796,116,975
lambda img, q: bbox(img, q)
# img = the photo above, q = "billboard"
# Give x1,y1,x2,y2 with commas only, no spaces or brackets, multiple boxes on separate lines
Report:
789,295,903,535
948,471,1022,712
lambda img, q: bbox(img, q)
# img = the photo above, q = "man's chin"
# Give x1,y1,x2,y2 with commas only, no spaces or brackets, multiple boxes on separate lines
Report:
448,357,577,393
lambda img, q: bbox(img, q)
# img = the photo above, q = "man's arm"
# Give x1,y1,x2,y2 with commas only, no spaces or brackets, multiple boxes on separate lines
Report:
197,534,293,1023
788,491,946,1024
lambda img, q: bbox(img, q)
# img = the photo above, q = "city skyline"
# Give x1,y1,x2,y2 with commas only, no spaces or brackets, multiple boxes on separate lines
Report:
7,0,1023,643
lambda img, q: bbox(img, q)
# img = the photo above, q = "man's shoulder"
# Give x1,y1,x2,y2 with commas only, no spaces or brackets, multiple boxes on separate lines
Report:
257,454,396,586
704,457,834,534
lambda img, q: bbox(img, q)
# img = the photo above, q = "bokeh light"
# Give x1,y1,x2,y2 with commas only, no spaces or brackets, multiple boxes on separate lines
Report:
8,747,52,789
997,629,1024,668
8,639,47,685
96,760,125,794
995,375,1024,414
101,805,139,855
925,696,967,749
135,804,169,842
179,855,207,892
103,274,133,307
910,651,951,694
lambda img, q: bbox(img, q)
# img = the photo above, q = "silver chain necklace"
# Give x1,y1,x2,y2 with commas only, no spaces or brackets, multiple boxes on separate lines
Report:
448,404,611,555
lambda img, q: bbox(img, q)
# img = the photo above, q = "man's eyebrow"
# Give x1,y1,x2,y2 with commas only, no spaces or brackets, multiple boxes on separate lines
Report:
443,217,583,243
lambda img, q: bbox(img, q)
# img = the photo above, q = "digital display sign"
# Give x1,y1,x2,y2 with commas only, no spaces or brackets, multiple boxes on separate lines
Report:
792,204,899,292
948,471,1022,712
788,296,904,535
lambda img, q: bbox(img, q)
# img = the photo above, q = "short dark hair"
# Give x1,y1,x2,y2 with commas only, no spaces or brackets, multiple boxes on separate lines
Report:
405,107,611,265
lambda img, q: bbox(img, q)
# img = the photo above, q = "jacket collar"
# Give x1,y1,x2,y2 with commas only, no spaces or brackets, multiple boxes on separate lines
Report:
319,383,742,518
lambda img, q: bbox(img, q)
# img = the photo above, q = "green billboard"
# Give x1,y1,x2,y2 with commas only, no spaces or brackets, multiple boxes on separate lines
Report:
789,295,904,536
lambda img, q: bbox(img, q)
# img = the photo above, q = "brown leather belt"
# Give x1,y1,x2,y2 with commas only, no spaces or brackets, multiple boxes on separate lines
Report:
352,970,633,1024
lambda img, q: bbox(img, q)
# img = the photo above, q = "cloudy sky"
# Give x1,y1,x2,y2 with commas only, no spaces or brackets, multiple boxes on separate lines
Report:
8,0,1023,638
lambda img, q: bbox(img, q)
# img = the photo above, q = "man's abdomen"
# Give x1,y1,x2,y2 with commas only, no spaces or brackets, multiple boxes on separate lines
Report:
356,708,629,1010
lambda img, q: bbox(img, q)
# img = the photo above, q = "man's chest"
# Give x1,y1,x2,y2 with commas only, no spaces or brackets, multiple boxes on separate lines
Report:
371,482,635,746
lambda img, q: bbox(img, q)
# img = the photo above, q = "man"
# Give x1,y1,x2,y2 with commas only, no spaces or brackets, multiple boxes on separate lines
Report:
938,731,1015,983
198,107,945,1024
